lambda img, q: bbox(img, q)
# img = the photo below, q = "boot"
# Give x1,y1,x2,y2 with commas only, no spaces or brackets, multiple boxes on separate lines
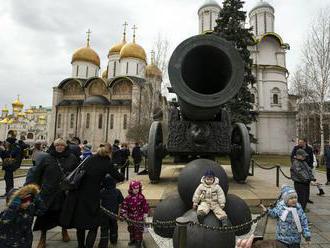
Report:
62,229,71,242
37,233,46,248
135,240,142,248
318,188,325,196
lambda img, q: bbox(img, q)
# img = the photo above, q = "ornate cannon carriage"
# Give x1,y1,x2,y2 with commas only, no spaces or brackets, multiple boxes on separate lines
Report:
148,34,251,183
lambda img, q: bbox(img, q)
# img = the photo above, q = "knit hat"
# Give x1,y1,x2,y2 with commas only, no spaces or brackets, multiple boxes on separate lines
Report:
296,149,308,157
129,180,142,194
204,169,215,178
281,185,298,204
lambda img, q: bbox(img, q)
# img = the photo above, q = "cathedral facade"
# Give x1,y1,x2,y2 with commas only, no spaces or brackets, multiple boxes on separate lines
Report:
0,97,50,144
48,29,168,149
198,0,297,154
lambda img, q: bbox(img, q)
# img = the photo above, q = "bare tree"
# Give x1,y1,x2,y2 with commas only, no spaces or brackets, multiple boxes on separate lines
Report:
292,9,330,155
152,33,170,97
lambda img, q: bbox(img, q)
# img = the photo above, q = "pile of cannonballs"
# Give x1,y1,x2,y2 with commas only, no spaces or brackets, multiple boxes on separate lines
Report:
153,159,252,248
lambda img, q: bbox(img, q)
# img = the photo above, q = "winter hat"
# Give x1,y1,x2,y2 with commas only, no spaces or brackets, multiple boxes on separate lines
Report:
129,180,142,194
296,149,308,157
204,169,215,178
281,186,298,204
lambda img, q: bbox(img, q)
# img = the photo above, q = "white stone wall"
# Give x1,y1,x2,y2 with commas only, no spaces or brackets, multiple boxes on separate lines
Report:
72,61,99,79
108,54,121,78
198,6,221,34
249,7,275,36
119,58,146,78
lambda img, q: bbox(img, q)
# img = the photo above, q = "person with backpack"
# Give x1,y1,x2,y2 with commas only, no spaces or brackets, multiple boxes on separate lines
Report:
0,137,21,197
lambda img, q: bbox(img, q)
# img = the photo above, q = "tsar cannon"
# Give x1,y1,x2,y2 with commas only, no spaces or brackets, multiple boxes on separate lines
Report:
147,34,251,183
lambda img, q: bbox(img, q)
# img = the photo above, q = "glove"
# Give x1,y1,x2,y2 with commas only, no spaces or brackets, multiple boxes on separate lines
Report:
10,197,21,209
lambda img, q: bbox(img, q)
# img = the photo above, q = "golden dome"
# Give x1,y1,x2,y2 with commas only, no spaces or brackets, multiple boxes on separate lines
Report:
145,64,162,80
2,106,9,113
120,42,147,62
108,40,127,57
18,112,26,118
102,69,108,79
25,109,34,114
0,118,9,124
39,115,46,120
7,119,14,124
13,107,20,113
12,98,24,108
71,46,100,67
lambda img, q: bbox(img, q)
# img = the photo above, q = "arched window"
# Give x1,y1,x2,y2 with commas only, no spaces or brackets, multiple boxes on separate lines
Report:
98,114,103,129
110,114,114,129
86,113,90,129
27,133,34,139
273,94,279,104
57,114,61,128
251,94,255,104
70,114,74,129
123,114,127,129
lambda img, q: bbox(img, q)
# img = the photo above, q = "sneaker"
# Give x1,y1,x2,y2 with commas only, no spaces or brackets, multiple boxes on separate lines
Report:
317,189,325,196
307,199,314,204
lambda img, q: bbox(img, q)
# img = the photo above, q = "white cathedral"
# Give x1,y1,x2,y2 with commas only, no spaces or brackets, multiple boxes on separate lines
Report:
198,0,297,154
48,27,168,149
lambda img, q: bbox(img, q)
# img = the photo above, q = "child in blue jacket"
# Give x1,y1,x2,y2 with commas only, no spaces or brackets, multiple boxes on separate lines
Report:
261,185,311,248
0,184,46,248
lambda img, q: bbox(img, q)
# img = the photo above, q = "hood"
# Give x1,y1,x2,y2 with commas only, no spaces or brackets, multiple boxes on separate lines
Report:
128,180,142,194
8,184,40,205
280,184,298,205
6,137,17,144
201,176,219,187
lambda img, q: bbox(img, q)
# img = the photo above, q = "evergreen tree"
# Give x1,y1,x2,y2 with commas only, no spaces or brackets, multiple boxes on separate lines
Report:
214,0,257,128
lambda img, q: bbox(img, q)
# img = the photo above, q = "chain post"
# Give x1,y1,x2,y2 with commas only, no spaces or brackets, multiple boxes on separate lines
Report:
176,217,190,248
276,165,280,187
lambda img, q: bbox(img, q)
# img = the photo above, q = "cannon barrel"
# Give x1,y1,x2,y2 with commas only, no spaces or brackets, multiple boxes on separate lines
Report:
168,34,244,120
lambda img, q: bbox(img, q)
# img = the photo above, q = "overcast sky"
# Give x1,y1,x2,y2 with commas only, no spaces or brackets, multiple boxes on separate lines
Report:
0,0,329,109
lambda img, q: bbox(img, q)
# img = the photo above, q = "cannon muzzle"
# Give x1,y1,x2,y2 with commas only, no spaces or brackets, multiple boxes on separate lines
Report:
168,34,244,120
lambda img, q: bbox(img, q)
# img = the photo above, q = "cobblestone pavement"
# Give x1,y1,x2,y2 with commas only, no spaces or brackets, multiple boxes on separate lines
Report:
0,165,329,247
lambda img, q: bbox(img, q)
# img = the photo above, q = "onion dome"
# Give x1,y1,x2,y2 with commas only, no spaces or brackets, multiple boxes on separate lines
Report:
13,107,20,113
7,119,14,124
145,51,162,80
38,115,46,120
25,109,34,114
0,118,9,124
2,106,9,113
198,0,220,12
12,96,24,109
102,69,108,79
120,25,146,62
108,40,127,57
71,30,100,67
250,0,274,13
18,112,26,118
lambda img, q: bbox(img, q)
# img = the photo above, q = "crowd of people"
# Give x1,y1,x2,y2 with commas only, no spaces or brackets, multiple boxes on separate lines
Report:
0,135,329,248
0,135,147,248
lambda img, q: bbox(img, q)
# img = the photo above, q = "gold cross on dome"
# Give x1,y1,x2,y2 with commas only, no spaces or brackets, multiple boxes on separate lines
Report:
86,29,92,47
132,25,138,43
122,21,128,41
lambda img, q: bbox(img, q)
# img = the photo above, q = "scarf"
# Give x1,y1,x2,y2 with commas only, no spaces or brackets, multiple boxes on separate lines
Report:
280,206,302,233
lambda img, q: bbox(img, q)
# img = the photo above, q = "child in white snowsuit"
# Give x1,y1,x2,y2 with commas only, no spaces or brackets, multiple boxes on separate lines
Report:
192,169,228,226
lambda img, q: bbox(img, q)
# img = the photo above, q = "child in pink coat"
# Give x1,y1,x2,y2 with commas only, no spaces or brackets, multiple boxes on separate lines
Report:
120,180,149,247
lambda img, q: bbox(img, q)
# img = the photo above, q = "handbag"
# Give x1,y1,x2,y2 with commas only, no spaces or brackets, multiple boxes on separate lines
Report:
59,157,90,191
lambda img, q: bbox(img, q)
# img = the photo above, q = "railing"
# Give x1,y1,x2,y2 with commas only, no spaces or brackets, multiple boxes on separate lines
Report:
249,159,291,187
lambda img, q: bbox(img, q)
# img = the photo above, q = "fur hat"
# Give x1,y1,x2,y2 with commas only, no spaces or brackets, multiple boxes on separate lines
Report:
281,185,298,204
204,169,215,178
7,184,40,206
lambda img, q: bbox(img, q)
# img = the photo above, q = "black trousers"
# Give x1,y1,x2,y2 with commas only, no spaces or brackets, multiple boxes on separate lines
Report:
77,228,98,248
134,161,140,173
327,167,330,182
98,218,118,247
294,182,310,211
4,170,14,194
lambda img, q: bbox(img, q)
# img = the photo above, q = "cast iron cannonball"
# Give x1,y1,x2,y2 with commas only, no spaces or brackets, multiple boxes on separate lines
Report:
172,209,235,248
224,194,252,236
178,159,229,207
153,194,189,238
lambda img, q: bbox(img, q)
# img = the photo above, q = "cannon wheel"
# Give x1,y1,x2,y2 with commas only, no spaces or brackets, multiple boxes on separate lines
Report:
230,123,251,182
148,121,163,183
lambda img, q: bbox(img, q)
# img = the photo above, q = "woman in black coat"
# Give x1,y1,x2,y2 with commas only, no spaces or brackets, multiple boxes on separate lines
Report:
62,143,125,248
32,138,78,248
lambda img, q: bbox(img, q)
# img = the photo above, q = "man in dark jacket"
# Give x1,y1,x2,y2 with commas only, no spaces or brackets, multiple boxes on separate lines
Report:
112,139,121,166
98,175,124,247
132,143,142,173
67,137,82,161
291,149,316,210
